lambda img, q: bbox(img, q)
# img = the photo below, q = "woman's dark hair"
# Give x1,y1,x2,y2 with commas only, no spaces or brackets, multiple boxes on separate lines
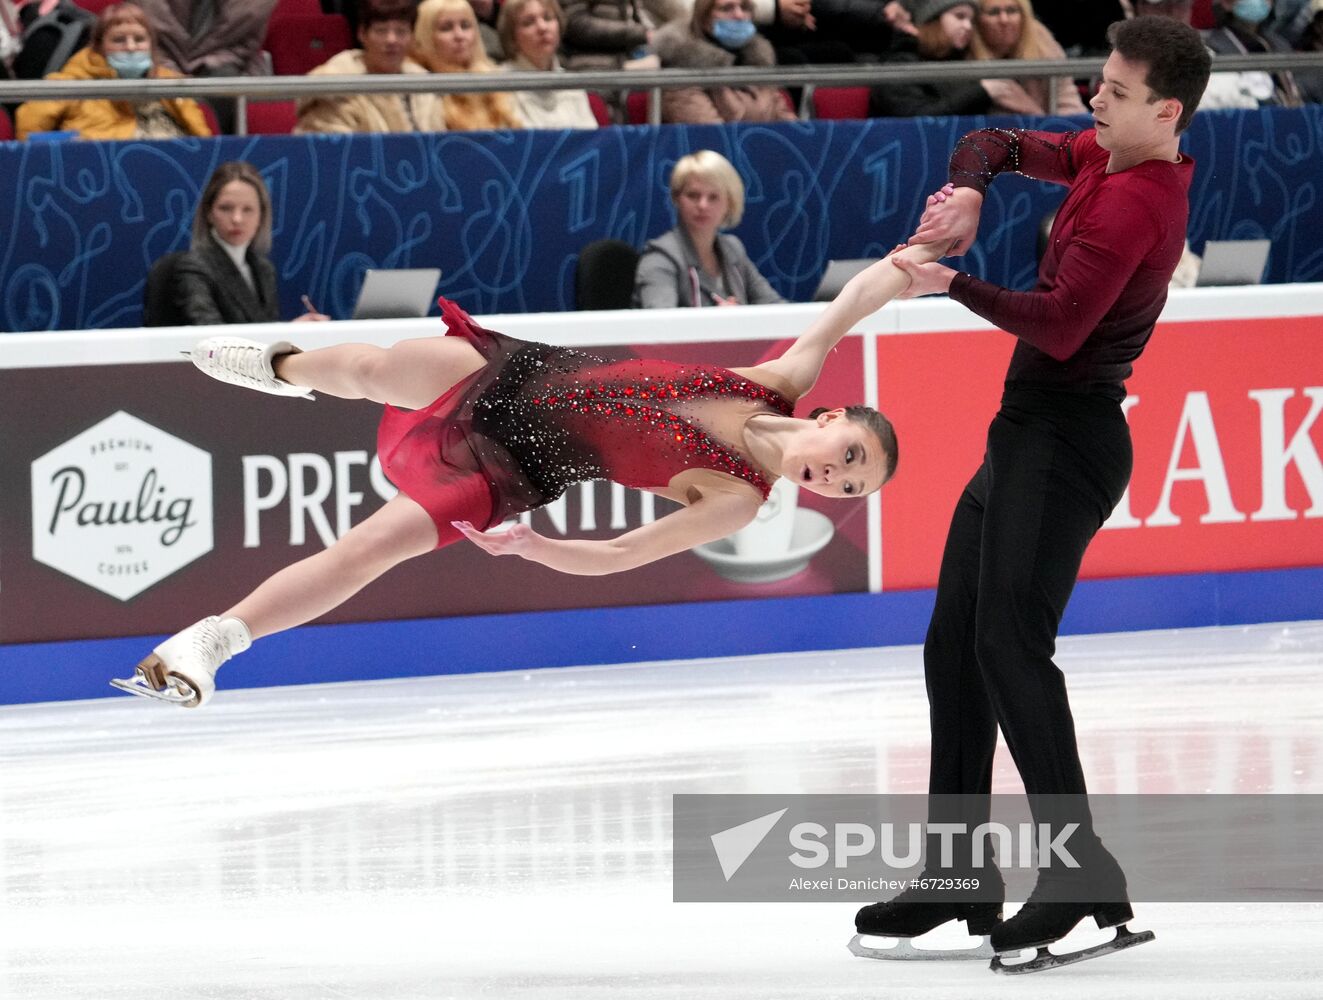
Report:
808,405,899,485
192,161,273,255
358,0,419,29
1107,16,1212,134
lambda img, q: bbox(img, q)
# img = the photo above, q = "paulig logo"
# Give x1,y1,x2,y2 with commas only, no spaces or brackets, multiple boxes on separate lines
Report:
31,411,214,601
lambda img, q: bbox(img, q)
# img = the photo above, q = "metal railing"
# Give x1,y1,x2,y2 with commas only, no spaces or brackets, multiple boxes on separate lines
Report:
1,53,1320,130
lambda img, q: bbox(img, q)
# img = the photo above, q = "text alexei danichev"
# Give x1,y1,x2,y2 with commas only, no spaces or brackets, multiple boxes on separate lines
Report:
789,877,983,892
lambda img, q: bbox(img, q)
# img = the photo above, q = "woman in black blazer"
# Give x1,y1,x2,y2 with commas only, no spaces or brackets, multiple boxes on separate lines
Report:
170,161,328,325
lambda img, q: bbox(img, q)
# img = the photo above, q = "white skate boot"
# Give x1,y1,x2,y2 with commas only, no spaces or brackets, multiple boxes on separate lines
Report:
189,337,313,399
110,616,252,708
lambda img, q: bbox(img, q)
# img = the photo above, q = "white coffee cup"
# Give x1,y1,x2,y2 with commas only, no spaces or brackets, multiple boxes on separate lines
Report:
731,478,800,559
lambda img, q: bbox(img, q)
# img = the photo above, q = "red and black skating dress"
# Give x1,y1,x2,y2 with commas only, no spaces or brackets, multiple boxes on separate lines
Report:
377,300,797,547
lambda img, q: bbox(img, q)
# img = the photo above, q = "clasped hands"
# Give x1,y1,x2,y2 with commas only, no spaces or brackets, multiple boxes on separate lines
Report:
888,183,984,299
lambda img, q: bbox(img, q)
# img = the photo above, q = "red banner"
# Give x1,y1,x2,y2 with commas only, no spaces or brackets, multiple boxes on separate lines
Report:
880,314,1323,589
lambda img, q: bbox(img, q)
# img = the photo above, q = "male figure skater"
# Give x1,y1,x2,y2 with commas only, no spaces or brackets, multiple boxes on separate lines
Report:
853,14,1212,974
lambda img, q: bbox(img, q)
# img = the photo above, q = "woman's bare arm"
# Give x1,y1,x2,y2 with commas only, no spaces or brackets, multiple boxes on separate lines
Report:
756,241,947,397
454,489,760,575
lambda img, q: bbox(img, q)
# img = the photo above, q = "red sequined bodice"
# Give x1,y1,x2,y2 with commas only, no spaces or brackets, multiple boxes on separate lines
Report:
378,301,795,531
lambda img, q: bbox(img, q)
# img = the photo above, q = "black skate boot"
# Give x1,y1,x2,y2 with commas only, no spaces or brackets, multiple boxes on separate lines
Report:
849,865,1004,961
990,849,1154,974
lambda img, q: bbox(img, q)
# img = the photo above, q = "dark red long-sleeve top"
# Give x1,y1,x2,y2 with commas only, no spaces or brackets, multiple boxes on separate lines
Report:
947,128,1194,397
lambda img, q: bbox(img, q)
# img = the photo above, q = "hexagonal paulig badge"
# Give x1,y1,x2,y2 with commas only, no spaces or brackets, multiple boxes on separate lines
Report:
31,411,214,601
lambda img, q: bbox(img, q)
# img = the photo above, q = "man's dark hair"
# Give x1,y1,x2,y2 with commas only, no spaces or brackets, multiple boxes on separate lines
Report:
358,0,417,28
1107,16,1212,134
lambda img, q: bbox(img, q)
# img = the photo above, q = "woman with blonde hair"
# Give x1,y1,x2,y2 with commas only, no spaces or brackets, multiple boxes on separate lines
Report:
413,0,522,130
969,0,1085,115
634,150,784,308
498,0,598,129
16,2,211,140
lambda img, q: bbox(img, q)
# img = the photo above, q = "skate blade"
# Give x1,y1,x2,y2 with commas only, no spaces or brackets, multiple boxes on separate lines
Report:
109,659,201,708
848,933,994,962
990,925,1155,975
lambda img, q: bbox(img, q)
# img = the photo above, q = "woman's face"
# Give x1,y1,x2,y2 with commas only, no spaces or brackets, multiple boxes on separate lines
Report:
101,20,151,56
782,411,886,499
208,180,263,248
433,11,477,66
514,1,561,67
977,0,1023,57
676,177,730,238
939,5,976,52
359,19,412,73
706,0,751,33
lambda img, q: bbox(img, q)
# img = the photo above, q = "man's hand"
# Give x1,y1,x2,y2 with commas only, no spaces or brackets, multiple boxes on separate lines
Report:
453,520,540,559
778,0,816,31
911,183,984,256
891,254,959,298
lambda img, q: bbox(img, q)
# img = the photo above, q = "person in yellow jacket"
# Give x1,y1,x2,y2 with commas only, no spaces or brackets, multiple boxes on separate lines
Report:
16,2,211,141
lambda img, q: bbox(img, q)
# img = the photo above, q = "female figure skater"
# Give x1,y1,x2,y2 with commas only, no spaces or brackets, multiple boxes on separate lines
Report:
114,240,944,708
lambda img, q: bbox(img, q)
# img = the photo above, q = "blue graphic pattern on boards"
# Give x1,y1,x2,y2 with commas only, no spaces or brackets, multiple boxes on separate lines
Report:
0,107,1319,331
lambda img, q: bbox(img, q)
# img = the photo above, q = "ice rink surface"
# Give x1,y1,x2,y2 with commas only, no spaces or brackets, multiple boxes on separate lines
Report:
2,620,1321,999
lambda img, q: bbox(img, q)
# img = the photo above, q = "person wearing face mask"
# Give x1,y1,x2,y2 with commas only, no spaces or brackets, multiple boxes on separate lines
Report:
412,0,521,131
498,0,598,130
1201,0,1303,106
166,161,330,326
652,0,796,124
15,2,210,140
869,0,993,118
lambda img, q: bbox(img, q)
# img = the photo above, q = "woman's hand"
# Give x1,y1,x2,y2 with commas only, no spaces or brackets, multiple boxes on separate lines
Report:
453,520,541,559
292,311,330,322
910,183,983,256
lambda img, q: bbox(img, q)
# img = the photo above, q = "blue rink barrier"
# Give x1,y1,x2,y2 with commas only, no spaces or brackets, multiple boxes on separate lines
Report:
3,106,1322,331
3,564,1320,706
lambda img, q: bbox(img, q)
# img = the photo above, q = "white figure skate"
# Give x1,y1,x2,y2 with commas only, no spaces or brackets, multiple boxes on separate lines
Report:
110,616,252,708
189,337,313,399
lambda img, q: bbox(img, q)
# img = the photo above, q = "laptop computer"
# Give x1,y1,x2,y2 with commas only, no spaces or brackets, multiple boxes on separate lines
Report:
1195,240,1271,287
813,259,880,302
351,268,442,320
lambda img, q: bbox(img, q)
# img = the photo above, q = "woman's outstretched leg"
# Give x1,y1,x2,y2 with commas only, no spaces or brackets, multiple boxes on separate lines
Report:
274,337,485,410
193,335,486,411
116,494,443,708
224,493,439,639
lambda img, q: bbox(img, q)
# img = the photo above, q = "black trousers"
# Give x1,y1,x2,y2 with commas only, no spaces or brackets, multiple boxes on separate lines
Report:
923,385,1132,835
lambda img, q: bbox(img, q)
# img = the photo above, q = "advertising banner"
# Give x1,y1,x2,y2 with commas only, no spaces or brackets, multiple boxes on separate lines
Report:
879,313,1323,590
1,335,867,645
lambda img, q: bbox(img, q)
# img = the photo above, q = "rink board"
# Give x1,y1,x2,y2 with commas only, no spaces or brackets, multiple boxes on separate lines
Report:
1,287,1321,703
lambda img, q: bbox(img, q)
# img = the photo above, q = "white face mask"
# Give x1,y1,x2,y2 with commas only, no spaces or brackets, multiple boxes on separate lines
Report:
106,50,152,77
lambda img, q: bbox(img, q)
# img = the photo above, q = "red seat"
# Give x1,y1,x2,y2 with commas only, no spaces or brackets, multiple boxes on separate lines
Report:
246,99,299,134
625,90,649,124
587,92,613,127
264,13,353,76
0,106,12,142
75,0,119,14
812,86,870,120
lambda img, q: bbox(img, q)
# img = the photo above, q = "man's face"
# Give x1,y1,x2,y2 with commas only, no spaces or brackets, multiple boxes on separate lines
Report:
1089,51,1177,150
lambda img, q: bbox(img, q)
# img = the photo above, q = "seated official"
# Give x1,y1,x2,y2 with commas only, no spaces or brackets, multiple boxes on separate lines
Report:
16,2,211,141
168,161,329,325
634,150,785,308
